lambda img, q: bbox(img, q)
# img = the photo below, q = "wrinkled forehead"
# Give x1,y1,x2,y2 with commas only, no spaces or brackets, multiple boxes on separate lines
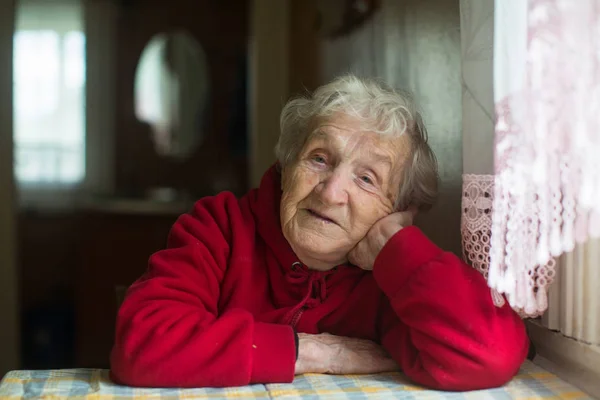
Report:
305,115,413,167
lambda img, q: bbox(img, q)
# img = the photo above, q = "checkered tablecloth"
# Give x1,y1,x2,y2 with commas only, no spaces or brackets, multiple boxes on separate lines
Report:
0,360,592,399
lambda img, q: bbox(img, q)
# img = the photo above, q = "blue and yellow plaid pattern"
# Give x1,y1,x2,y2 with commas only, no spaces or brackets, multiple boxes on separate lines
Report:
0,360,592,399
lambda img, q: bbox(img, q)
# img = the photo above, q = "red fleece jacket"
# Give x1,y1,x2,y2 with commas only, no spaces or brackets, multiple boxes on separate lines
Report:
110,166,528,390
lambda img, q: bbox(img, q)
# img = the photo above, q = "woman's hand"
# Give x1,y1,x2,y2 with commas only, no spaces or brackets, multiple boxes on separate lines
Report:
295,333,399,375
348,207,417,271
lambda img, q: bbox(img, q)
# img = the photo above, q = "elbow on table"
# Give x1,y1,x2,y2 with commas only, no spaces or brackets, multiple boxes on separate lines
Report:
466,349,526,390
108,336,251,388
436,335,529,391
444,306,530,390
415,350,526,392
109,331,179,388
473,316,530,389
109,344,152,388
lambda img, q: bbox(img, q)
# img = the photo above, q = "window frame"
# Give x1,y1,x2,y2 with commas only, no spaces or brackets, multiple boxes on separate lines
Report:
13,0,117,210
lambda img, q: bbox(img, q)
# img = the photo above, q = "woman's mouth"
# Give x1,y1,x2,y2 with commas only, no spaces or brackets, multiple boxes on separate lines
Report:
307,209,336,224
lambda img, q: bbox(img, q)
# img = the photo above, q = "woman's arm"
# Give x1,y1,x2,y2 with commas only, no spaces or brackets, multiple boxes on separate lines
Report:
110,193,297,388
371,226,528,391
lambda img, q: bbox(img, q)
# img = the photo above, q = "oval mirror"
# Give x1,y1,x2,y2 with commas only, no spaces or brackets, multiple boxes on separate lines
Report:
134,31,210,159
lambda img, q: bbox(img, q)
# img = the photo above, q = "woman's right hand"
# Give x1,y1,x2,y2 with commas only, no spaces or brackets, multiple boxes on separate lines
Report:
294,332,399,375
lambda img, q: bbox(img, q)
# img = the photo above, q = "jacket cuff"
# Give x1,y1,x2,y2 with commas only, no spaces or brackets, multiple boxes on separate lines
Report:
250,322,296,384
293,329,299,360
373,226,443,298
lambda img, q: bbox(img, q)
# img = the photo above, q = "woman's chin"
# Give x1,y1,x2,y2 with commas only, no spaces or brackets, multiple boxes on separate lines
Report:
283,224,353,269
293,241,350,270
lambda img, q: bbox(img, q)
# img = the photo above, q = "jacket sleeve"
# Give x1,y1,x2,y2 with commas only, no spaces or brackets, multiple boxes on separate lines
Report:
109,194,297,388
373,226,528,391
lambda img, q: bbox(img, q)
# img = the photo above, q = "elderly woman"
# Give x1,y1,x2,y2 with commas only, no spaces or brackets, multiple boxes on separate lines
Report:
110,75,528,391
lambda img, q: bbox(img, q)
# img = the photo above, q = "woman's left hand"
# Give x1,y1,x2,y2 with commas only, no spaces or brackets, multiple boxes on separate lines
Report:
348,207,417,271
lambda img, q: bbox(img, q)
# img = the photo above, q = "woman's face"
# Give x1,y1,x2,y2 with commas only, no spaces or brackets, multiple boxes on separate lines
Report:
280,113,412,270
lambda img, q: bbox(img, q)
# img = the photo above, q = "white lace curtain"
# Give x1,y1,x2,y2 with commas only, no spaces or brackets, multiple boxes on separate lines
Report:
461,0,600,317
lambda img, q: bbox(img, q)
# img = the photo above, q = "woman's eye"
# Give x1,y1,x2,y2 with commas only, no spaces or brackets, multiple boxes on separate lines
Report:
360,175,374,185
312,155,326,164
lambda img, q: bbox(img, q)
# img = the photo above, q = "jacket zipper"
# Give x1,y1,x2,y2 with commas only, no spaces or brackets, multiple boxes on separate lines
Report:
289,261,307,328
290,306,305,328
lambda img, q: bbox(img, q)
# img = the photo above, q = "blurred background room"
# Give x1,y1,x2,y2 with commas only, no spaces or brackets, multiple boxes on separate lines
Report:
0,0,462,373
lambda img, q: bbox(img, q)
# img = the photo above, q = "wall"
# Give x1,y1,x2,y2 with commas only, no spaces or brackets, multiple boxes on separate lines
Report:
383,0,463,255
289,0,321,96
85,0,118,196
0,0,20,374
249,0,290,187
320,0,463,254
459,0,494,175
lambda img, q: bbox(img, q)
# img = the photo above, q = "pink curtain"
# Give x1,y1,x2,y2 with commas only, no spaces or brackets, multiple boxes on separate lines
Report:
486,0,600,316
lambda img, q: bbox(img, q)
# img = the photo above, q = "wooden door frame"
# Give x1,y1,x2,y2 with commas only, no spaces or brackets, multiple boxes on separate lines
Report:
0,0,20,376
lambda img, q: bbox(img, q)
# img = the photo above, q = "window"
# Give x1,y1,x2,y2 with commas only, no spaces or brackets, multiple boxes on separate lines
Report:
13,0,85,188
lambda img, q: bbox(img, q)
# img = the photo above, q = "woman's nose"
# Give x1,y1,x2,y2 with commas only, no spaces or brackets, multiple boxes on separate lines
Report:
315,170,349,206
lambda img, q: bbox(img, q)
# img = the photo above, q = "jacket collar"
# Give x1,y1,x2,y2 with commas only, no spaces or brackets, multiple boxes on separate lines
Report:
248,164,301,271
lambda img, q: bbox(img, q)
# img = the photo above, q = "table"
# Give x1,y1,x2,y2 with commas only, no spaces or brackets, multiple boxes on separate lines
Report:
0,360,591,399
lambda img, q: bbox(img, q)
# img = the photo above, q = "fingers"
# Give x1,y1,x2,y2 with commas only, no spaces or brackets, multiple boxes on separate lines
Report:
406,205,419,219
392,205,417,227
334,346,399,374
401,205,418,226
376,358,401,373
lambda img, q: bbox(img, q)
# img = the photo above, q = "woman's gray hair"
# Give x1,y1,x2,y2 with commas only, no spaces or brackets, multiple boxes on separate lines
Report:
275,74,439,211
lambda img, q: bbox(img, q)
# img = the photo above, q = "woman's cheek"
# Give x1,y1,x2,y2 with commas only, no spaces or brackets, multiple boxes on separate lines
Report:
293,166,321,190
354,196,392,231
